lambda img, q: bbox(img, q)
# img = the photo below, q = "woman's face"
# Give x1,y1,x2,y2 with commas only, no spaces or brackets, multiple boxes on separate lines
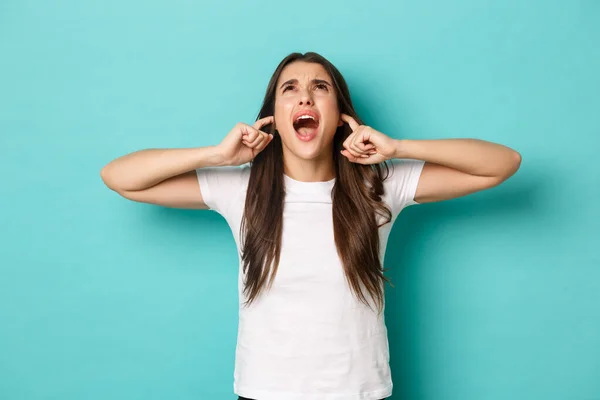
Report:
274,61,343,161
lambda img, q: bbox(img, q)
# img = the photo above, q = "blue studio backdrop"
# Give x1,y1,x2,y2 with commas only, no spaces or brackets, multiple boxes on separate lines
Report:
1,1,599,399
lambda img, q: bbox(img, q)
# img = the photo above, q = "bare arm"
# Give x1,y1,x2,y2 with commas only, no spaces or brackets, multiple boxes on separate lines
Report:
393,138,522,204
337,113,522,204
100,146,227,209
100,116,275,209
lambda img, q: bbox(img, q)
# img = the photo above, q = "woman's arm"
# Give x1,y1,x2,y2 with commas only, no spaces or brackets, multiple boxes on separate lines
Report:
100,117,275,209
393,138,522,204
101,146,226,192
100,146,227,209
337,114,521,204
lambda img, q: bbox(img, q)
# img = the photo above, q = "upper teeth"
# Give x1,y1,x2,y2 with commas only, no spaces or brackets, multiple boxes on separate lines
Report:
296,115,315,121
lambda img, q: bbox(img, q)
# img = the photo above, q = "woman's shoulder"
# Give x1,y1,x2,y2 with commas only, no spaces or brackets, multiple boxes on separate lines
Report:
196,162,252,185
380,158,426,214
195,163,252,214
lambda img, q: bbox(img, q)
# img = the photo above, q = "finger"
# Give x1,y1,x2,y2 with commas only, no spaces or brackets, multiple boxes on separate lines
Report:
242,135,259,147
251,132,270,149
255,132,272,147
340,113,360,131
340,149,357,162
241,127,257,145
350,137,372,154
341,149,366,163
240,123,254,138
253,115,274,131
247,131,268,147
254,134,273,152
345,149,372,162
343,144,363,159
350,140,368,155
243,127,260,143
342,132,355,151
360,142,375,152
343,132,370,157
356,134,374,149
357,145,376,154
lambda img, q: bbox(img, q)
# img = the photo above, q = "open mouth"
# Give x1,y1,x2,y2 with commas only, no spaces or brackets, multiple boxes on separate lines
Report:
293,115,320,138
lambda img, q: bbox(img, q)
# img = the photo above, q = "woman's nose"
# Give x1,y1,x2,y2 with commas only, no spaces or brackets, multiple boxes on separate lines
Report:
298,90,313,105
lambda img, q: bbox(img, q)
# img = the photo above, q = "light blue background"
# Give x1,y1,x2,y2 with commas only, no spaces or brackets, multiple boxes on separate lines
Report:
1,1,599,399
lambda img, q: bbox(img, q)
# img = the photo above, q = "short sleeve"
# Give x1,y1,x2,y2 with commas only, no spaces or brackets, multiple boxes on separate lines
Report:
383,158,426,218
195,164,250,217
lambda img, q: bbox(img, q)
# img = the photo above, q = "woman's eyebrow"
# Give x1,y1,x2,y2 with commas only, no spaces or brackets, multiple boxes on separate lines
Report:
279,78,333,89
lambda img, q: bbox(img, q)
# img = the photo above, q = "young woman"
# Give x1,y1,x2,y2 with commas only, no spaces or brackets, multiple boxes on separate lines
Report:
100,52,521,400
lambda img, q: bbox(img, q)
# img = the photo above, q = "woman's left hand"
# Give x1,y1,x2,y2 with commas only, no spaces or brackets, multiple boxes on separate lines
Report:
340,114,397,164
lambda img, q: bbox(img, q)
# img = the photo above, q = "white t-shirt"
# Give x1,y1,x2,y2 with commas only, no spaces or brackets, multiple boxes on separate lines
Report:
196,158,425,400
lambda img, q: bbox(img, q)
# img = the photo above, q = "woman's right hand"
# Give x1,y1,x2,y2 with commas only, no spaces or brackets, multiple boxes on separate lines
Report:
216,116,275,166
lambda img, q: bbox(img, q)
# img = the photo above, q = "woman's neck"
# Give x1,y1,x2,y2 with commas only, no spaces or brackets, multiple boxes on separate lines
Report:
282,152,335,183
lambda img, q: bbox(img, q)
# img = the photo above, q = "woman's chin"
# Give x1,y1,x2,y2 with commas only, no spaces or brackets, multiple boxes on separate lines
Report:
294,144,332,161
281,130,333,160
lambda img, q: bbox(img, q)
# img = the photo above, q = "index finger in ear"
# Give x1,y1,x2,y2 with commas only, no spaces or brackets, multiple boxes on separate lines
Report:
253,115,275,131
340,113,360,131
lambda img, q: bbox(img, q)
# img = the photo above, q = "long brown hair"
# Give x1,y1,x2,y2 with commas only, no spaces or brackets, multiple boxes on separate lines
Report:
240,52,394,315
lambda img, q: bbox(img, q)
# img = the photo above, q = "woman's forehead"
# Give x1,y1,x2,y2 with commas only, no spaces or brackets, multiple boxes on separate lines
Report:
278,61,331,84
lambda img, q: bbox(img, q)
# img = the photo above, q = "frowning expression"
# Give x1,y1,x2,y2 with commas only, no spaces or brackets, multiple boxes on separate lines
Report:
274,61,343,160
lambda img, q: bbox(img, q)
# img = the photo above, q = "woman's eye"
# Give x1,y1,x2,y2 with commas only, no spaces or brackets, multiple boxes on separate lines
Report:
283,84,327,92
